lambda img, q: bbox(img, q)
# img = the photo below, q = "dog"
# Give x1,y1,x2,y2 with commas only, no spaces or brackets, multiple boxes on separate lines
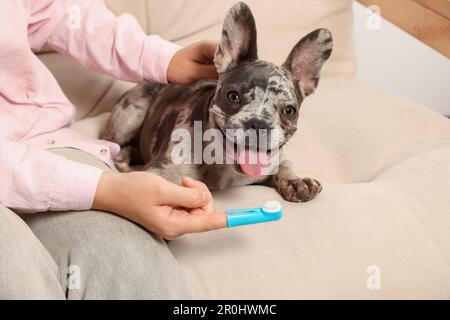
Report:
101,2,333,203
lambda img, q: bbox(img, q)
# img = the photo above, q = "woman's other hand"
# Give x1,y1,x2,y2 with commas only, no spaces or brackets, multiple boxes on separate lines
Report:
93,171,227,240
167,41,219,85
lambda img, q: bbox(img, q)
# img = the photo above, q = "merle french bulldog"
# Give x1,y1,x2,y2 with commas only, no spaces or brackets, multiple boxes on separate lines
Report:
101,2,333,202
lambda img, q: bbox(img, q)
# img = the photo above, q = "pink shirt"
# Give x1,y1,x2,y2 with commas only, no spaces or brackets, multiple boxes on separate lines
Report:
0,0,180,213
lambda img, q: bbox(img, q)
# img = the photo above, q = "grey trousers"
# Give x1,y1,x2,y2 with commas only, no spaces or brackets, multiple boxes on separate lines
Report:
0,148,193,299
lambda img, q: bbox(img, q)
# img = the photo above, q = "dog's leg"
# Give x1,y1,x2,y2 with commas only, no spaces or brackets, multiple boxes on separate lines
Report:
114,146,142,173
101,99,147,146
144,164,203,186
101,84,164,146
265,160,322,202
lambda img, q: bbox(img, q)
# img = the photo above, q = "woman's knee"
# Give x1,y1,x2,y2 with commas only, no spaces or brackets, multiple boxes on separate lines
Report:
24,210,194,299
0,206,64,299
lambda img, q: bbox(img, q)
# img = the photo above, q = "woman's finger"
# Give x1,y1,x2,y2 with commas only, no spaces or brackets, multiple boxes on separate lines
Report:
192,63,219,81
182,177,215,213
191,40,218,63
181,176,208,191
159,182,211,209
174,208,228,233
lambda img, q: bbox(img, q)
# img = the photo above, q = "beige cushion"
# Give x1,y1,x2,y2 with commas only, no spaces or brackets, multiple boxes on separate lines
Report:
165,80,450,299
39,0,356,120
170,149,450,299
286,79,450,183
105,0,356,76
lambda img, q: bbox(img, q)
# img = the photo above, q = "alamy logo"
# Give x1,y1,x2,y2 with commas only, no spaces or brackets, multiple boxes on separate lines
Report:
366,265,381,290
366,5,382,30
68,265,81,290
66,5,81,30
170,121,281,175
366,5,381,30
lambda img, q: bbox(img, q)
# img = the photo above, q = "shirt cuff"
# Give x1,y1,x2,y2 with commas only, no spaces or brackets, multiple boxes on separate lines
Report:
49,159,104,211
142,35,182,83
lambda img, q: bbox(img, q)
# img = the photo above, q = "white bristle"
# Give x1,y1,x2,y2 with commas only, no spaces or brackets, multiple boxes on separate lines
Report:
262,200,282,213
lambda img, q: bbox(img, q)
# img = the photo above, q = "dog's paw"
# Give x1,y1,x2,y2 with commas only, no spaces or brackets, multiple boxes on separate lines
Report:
277,177,322,202
114,159,131,173
114,151,132,173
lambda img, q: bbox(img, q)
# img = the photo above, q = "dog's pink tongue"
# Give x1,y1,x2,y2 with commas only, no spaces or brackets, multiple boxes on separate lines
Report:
238,148,269,177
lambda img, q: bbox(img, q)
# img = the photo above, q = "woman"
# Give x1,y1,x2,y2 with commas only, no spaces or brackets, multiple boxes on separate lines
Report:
0,0,226,299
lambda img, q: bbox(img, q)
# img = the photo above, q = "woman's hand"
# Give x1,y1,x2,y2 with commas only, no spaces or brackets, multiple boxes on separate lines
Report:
167,41,219,85
93,171,227,240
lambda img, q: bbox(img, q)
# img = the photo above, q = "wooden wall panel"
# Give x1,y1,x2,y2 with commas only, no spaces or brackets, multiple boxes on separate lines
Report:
414,0,450,20
358,0,450,58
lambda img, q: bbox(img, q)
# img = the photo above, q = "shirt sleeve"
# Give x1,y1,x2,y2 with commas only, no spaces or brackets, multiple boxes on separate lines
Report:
27,0,181,83
0,140,103,213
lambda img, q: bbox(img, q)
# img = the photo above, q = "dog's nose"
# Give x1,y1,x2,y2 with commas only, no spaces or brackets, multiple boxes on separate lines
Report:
244,119,270,134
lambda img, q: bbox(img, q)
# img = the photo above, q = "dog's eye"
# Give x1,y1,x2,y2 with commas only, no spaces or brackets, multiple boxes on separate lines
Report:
282,105,296,117
227,91,241,104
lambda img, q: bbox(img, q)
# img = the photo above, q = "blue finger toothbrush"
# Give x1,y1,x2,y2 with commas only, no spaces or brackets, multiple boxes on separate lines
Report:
226,200,283,228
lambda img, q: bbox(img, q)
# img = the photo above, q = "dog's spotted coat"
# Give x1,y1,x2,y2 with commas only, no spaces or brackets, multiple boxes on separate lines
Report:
102,2,333,202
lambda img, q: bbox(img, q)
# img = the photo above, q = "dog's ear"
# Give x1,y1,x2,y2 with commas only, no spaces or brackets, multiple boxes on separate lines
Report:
214,2,258,74
283,29,333,97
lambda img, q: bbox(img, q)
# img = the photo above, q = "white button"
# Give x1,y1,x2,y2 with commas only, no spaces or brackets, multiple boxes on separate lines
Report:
100,149,108,156
47,139,56,145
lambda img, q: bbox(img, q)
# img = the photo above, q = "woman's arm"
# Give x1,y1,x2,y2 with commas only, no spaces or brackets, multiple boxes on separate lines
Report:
0,140,102,212
27,0,217,84
0,140,226,237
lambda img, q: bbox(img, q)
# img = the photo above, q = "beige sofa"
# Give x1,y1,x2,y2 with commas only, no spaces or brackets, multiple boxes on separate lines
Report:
39,0,450,299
